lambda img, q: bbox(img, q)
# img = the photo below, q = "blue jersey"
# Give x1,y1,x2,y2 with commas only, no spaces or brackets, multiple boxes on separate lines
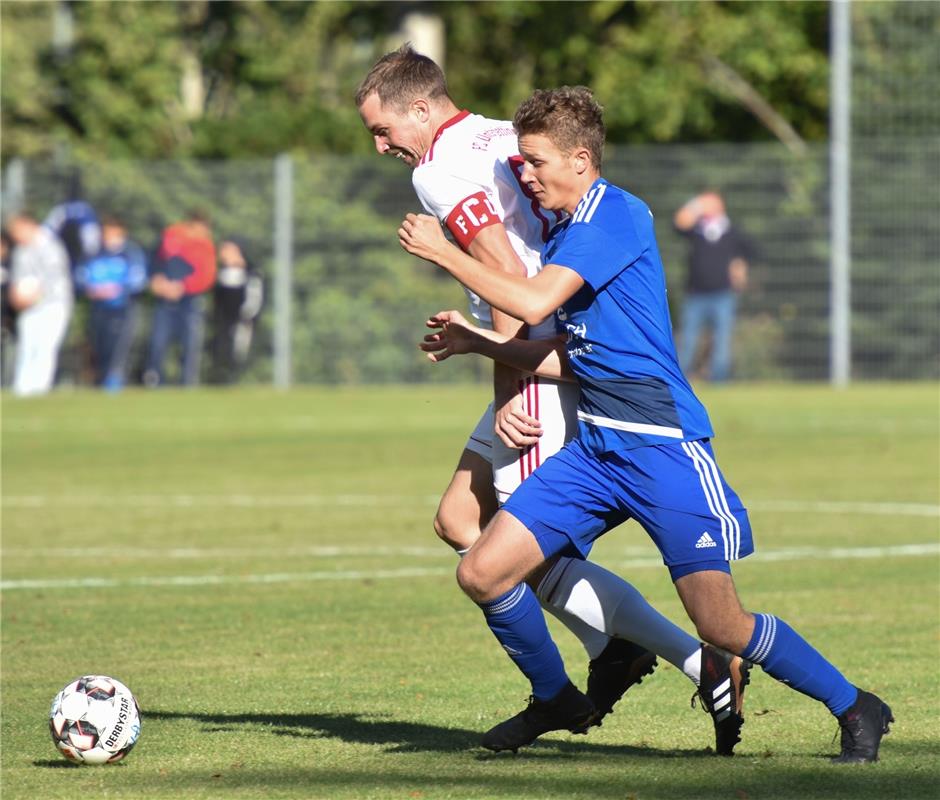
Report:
75,241,147,309
544,178,713,453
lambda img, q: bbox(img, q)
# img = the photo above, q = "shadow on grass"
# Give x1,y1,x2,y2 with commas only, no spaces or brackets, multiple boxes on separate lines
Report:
31,760,83,769
32,712,939,799
145,708,702,759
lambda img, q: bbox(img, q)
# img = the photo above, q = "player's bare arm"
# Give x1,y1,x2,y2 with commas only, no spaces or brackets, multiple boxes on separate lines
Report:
399,213,584,325
420,309,574,380
467,224,542,449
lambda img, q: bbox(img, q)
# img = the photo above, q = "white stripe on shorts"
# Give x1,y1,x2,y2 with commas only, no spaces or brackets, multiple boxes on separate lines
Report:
691,440,742,560
680,441,740,560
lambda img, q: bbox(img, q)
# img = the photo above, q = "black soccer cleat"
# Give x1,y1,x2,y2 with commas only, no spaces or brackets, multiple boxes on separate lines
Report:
576,638,658,732
692,644,751,756
481,680,596,753
831,688,894,764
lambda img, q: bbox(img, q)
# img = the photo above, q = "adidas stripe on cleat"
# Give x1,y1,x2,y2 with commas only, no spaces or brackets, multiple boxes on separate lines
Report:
692,644,751,756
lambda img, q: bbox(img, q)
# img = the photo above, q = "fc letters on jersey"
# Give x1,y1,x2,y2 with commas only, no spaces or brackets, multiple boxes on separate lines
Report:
445,191,502,249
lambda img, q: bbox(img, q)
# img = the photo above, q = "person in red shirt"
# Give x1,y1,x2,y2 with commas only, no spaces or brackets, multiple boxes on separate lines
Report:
143,210,217,386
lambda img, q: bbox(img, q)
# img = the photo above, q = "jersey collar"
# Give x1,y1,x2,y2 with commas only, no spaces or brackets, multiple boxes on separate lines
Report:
570,177,608,219
420,110,471,165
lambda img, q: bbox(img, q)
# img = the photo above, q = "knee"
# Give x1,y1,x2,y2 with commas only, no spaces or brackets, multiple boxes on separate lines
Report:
456,556,495,604
693,618,729,650
692,610,754,655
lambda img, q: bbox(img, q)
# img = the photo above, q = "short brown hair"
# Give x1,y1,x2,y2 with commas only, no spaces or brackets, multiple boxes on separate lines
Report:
99,213,125,229
513,86,605,170
354,43,451,112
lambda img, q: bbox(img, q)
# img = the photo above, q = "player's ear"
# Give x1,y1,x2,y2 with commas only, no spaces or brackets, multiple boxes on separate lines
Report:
572,147,591,174
411,98,431,123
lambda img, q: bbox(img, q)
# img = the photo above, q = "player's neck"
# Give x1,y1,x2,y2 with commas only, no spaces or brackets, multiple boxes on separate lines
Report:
564,170,602,215
428,101,463,136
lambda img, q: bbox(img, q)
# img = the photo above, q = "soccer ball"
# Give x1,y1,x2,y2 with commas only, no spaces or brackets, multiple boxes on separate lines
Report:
49,675,141,764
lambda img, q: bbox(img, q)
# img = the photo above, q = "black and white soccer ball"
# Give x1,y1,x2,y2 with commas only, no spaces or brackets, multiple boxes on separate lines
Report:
49,675,141,764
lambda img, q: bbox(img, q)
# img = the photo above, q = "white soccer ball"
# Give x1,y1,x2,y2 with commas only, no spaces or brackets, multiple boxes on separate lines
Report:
49,675,141,765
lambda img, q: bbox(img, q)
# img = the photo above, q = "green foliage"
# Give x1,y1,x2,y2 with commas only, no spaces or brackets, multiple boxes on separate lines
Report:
443,0,831,145
285,156,487,385
0,2,62,159
2,0,836,161
4,1,934,160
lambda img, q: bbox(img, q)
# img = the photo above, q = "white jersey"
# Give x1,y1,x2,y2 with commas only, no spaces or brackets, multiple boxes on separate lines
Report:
412,110,564,340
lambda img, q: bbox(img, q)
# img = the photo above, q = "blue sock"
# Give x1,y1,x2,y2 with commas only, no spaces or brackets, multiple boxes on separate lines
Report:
480,584,570,701
743,613,858,716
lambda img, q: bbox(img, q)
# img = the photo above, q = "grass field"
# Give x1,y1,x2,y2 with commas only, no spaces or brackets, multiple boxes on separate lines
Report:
2,383,939,800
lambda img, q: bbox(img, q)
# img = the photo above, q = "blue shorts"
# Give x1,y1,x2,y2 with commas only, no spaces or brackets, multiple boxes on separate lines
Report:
503,437,753,581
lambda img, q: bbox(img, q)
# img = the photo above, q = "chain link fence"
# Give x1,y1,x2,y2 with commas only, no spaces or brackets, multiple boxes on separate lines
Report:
3,2,936,387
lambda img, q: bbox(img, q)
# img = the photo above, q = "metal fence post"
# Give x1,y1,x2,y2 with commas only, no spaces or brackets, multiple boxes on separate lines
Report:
830,0,852,386
2,159,26,217
273,153,293,389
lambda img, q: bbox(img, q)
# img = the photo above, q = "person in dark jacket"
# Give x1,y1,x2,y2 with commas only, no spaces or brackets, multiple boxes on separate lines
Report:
209,238,264,384
674,191,754,382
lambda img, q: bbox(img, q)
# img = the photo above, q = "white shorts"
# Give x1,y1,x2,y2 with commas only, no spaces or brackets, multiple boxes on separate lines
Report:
464,375,580,504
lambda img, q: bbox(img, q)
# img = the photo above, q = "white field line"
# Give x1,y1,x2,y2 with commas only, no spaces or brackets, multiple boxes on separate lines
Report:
3,494,938,516
749,499,940,517
0,566,452,591
1,493,441,509
1,543,936,591
1,544,451,560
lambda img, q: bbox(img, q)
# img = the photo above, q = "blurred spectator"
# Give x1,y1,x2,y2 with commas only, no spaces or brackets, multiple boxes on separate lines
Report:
209,238,264,385
6,211,73,396
674,191,754,382
74,214,148,391
1,230,15,386
44,199,101,277
143,210,217,387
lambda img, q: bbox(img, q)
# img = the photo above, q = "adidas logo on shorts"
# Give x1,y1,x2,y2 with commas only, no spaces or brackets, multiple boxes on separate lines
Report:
695,532,718,549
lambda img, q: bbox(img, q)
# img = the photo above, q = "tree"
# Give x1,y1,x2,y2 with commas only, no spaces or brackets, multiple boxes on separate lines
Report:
3,1,834,162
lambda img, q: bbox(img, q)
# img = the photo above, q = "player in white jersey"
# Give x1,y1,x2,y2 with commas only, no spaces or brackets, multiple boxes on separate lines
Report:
356,45,750,754
412,107,576,504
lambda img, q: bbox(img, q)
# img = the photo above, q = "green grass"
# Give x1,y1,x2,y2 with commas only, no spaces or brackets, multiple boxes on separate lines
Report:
2,384,939,800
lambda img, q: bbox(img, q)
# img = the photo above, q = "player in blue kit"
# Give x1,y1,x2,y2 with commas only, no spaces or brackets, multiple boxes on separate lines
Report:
359,46,756,757
399,86,893,763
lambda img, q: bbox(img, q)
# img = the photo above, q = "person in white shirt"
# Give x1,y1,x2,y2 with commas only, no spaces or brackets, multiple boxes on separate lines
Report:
6,211,73,396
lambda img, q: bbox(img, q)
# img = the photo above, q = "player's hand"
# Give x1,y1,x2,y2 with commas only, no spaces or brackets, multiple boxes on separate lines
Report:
494,390,542,449
399,213,450,264
419,310,479,362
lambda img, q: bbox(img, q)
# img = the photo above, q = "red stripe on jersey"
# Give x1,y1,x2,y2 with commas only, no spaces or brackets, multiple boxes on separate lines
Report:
445,191,502,250
533,376,541,468
514,376,546,482
517,377,528,484
421,109,471,166
527,379,536,477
